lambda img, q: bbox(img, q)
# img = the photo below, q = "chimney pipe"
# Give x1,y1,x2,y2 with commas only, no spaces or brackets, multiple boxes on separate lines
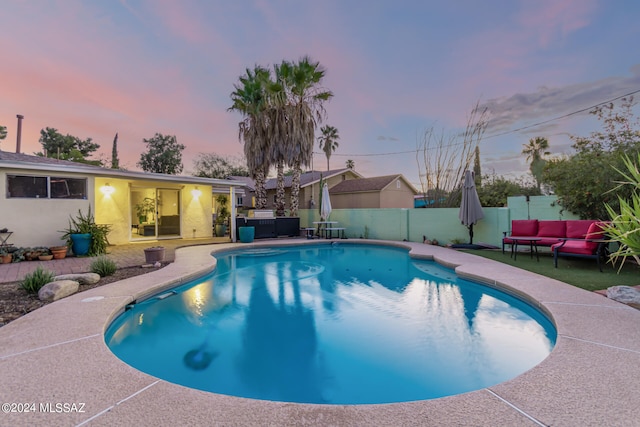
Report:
16,114,24,154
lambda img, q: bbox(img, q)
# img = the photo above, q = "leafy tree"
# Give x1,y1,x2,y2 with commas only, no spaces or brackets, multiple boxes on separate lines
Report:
0,125,7,145
318,125,340,171
416,101,489,208
543,97,640,219
37,127,101,165
111,133,120,169
477,173,539,207
522,136,549,192
192,153,249,178
346,159,355,170
138,133,185,174
473,146,482,187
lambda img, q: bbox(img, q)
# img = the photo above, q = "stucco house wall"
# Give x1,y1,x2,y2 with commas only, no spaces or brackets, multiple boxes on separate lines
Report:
379,177,416,208
1,151,236,247
329,174,418,209
0,168,93,247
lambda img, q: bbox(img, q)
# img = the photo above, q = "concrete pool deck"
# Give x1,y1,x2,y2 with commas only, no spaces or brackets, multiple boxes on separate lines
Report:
1,239,639,426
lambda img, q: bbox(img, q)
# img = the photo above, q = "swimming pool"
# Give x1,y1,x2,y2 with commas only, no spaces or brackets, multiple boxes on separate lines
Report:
105,243,556,404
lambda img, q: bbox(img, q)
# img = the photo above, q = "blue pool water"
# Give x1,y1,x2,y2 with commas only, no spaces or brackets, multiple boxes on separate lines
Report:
105,243,556,404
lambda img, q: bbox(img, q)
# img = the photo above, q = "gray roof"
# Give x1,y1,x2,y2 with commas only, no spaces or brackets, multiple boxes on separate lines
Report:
0,150,243,187
264,168,357,190
227,176,255,191
330,175,411,194
0,150,104,170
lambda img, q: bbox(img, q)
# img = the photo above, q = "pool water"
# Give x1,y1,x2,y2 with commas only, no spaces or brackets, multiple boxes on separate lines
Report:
105,243,556,404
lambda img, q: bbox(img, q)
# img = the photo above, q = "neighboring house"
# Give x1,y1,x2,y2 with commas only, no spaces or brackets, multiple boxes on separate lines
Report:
329,174,418,208
230,168,362,213
0,150,242,247
226,175,254,211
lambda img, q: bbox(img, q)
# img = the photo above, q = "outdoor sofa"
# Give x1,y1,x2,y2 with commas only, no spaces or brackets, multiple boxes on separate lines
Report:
502,219,609,270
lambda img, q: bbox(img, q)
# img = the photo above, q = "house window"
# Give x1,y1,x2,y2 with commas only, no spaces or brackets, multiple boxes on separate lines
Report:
396,180,401,189
236,196,243,206
7,175,87,199
7,175,47,198
50,177,87,199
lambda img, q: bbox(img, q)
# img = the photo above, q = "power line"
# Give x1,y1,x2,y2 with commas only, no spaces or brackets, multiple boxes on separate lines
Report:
321,88,640,157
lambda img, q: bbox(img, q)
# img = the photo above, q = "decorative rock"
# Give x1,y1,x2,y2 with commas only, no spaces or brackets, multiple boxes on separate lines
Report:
606,286,640,307
54,273,101,285
38,280,80,302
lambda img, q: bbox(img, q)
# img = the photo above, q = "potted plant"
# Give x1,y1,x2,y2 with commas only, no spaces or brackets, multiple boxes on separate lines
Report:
50,245,68,259
0,248,12,264
38,248,53,261
144,246,165,264
135,198,156,224
215,195,230,237
60,206,111,256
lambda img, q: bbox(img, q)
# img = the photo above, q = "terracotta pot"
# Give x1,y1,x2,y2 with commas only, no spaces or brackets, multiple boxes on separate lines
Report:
0,254,12,264
39,255,53,261
50,246,68,260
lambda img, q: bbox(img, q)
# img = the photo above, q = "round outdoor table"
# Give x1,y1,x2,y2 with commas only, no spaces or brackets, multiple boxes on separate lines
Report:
510,236,541,261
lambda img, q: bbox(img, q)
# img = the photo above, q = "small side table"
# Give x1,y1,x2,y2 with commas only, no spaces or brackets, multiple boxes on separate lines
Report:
0,231,13,249
510,236,541,261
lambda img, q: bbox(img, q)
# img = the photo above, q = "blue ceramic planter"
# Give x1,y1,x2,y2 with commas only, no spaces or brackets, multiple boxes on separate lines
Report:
70,233,91,256
239,226,255,243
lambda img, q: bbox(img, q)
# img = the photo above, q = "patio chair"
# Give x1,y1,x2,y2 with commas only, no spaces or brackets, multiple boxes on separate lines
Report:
551,222,609,272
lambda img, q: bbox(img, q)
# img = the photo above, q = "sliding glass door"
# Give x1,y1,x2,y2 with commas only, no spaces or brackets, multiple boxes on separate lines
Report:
130,187,180,239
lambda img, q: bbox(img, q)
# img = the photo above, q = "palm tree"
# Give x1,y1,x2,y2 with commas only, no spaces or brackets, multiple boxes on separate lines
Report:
522,137,550,192
229,66,272,209
318,125,339,171
282,56,333,217
346,159,355,170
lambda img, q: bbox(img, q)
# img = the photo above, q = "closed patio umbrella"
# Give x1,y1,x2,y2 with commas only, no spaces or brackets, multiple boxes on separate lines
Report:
458,170,484,244
320,183,332,221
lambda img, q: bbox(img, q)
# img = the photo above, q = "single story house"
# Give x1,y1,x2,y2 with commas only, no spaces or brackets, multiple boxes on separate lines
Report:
329,174,418,209
0,150,243,247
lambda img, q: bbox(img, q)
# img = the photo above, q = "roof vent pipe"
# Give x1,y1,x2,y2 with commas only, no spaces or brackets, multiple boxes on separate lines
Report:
16,114,24,154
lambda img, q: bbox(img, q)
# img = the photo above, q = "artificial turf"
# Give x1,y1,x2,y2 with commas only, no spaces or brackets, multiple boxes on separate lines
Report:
460,248,639,292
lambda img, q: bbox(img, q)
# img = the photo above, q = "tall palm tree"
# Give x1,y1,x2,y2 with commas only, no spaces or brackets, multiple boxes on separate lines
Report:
346,159,355,170
522,137,550,192
318,125,339,171
282,56,333,217
229,66,272,209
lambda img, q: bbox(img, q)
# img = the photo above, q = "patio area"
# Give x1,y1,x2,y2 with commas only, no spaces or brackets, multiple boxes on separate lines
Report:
1,239,639,426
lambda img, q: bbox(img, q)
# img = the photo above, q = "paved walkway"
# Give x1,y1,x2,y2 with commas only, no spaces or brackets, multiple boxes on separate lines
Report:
0,237,230,283
1,240,639,426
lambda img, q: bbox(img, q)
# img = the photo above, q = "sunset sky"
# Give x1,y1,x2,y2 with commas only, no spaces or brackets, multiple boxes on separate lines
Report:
1,0,639,190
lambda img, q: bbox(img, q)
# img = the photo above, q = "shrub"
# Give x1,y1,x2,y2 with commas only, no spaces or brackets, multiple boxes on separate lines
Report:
20,267,55,294
90,256,117,277
60,206,111,256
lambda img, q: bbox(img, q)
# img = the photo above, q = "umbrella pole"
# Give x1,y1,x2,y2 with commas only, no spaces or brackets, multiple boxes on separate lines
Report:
469,224,474,245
